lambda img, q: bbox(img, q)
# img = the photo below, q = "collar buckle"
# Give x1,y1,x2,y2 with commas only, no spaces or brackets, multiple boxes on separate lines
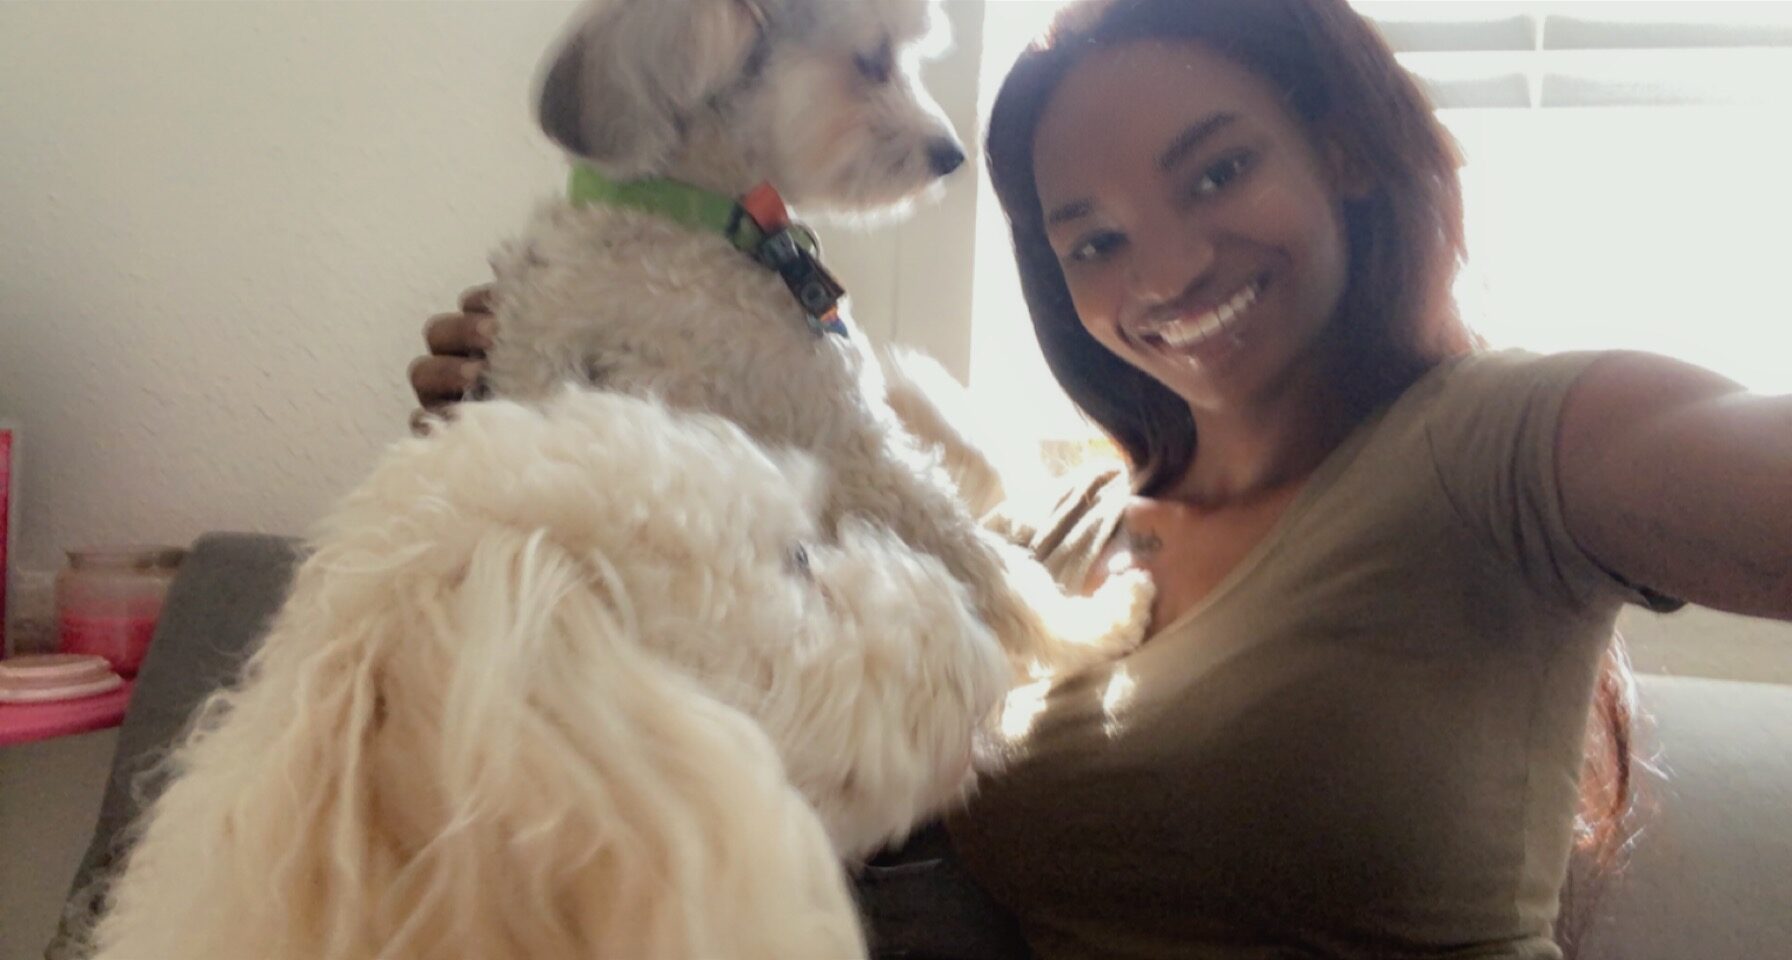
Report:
758,227,848,337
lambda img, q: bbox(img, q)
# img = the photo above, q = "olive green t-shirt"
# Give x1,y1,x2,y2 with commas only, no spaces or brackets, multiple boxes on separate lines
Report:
949,350,1679,960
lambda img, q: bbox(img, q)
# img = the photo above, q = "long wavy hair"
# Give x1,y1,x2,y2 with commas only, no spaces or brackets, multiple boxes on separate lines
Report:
984,0,1637,949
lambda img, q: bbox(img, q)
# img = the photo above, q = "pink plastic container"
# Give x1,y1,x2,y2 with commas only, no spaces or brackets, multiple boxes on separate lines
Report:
55,546,185,677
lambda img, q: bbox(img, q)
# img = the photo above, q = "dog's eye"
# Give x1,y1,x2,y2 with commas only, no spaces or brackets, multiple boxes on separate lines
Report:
787,544,813,579
854,41,893,85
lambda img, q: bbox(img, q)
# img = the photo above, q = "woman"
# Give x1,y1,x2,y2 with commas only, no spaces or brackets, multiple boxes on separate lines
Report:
413,1,1791,956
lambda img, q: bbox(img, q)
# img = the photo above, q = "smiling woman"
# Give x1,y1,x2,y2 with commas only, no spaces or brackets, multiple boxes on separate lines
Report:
933,2,1792,959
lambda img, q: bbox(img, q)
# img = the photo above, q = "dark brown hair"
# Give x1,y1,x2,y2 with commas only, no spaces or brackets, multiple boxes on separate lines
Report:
985,0,1635,947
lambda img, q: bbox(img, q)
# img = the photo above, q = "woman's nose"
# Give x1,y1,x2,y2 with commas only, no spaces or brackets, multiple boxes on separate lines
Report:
1127,221,1218,307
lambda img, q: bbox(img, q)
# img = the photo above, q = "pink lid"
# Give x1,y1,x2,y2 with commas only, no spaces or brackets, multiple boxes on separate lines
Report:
0,653,115,684
0,678,134,746
0,653,124,703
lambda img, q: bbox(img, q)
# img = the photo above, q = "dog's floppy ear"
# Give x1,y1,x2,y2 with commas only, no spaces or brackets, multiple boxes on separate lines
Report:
537,0,767,177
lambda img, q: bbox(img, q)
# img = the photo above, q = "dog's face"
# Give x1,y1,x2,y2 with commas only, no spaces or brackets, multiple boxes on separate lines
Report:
538,0,964,212
739,0,963,210
404,391,1009,858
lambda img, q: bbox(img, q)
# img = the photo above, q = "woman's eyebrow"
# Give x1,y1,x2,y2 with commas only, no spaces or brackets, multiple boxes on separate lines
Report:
1157,112,1239,171
1046,199,1093,226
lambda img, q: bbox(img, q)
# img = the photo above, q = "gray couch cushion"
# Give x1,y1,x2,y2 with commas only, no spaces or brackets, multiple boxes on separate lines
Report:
45,533,300,960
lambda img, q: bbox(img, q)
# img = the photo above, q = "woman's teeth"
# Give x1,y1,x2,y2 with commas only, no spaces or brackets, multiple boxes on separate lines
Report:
1148,278,1263,349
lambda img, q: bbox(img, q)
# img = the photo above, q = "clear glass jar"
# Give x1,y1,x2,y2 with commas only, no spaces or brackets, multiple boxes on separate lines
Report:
55,545,185,677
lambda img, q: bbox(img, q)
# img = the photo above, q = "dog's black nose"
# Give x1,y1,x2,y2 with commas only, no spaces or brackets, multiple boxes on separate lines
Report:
927,139,966,177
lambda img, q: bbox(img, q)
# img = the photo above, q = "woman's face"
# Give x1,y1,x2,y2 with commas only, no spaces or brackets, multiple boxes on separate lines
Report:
1034,39,1355,413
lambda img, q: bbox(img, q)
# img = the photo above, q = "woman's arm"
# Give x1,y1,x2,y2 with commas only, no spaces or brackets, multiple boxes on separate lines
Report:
1557,351,1792,619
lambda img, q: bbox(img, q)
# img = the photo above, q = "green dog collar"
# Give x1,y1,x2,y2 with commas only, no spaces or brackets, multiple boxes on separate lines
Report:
566,164,846,336
567,164,770,255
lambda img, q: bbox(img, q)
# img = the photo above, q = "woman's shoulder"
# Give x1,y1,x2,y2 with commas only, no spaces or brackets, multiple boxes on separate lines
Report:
1376,347,1621,492
1371,347,1620,457
1403,347,1614,411
1388,347,1678,611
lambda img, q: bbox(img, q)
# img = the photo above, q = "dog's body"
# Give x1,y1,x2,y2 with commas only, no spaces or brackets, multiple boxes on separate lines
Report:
92,392,1010,959
488,0,1153,680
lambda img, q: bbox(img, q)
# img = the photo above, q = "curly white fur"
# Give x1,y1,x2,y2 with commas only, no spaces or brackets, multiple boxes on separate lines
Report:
91,391,1010,959
491,0,1154,682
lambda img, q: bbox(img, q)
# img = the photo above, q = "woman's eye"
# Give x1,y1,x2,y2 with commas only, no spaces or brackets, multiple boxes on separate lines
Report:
855,42,893,84
1066,231,1126,265
1190,152,1253,198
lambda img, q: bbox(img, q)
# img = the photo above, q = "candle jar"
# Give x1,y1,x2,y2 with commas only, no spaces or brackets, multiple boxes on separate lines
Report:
55,545,185,677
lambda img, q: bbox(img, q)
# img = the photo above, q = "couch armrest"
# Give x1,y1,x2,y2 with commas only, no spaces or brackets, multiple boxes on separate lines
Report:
44,532,301,960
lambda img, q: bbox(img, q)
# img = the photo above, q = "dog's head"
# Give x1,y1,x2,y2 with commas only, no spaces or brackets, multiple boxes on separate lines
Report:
537,0,963,212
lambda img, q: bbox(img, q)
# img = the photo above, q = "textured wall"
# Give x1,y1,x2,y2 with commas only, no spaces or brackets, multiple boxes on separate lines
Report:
1,0,574,571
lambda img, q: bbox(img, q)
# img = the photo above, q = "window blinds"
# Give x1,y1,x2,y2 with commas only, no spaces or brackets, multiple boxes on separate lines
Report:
1352,1,1792,107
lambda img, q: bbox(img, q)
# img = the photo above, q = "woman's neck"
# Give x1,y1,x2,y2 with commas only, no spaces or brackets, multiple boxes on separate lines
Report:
1168,364,1365,508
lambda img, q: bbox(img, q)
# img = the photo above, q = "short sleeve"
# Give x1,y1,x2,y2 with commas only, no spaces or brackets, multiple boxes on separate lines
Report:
1422,349,1683,614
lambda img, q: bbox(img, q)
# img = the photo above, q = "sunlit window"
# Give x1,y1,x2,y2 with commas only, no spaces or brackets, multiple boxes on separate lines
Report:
969,1,1792,446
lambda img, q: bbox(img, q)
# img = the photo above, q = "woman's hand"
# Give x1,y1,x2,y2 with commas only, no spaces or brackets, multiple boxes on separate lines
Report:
408,285,496,432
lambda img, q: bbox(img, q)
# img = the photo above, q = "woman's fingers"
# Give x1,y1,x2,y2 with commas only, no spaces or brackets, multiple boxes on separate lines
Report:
459,283,495,315
423,311,495,357
409,283,499,420
409,355,487,408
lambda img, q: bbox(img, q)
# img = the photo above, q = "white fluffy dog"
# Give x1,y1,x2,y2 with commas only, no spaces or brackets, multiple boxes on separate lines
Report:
487,0,1153,680
91,391,1011,960
91,3,1141,955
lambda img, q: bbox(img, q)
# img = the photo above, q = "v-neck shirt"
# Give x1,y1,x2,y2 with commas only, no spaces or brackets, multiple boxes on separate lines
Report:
948,349,1679,960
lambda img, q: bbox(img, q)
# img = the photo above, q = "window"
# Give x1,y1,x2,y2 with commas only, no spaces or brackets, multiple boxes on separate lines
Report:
967,1,1792,445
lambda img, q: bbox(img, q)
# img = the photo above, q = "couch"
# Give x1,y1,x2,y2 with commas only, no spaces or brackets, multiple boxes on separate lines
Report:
41,533,1792,959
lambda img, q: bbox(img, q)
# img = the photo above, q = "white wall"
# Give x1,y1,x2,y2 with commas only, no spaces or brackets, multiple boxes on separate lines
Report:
0,0,985,643
0,0,573,587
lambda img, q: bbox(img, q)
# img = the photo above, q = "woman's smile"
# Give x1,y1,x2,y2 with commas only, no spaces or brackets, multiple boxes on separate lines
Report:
1131,273,1270,357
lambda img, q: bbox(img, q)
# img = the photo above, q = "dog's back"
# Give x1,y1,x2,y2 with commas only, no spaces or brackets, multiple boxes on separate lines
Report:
92,392,1008,959
88,395,881,959
485,199,875,450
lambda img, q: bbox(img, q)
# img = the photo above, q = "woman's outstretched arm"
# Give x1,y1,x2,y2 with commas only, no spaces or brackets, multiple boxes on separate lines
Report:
1557,351,1792,620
